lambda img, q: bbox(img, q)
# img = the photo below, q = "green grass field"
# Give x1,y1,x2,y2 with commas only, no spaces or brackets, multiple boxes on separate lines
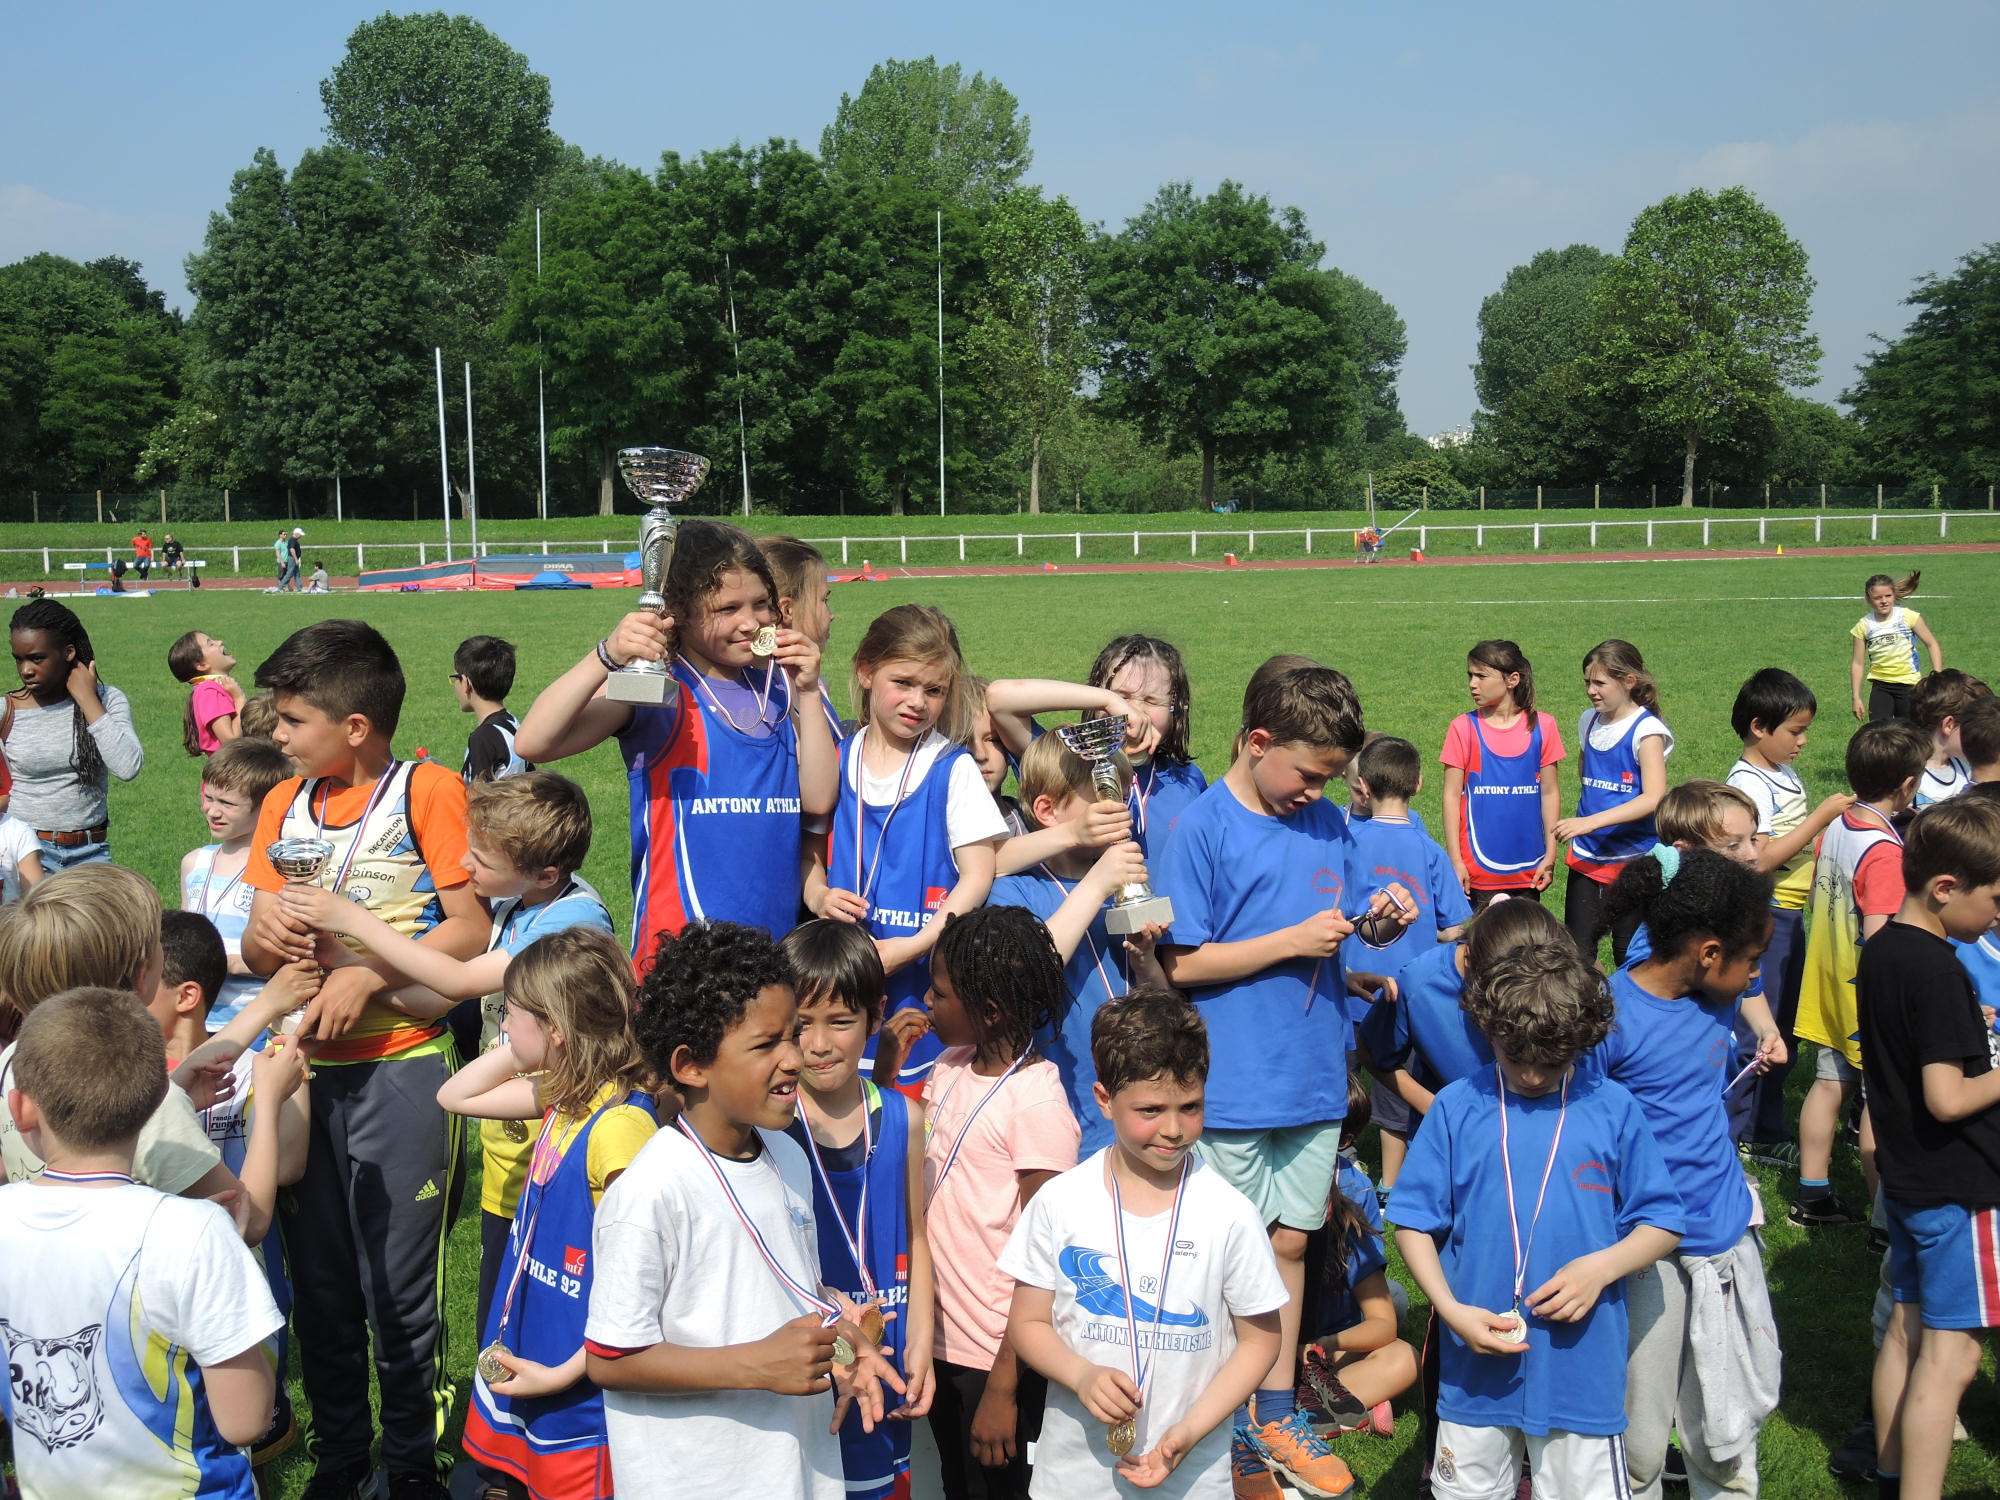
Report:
57,545,2000,1497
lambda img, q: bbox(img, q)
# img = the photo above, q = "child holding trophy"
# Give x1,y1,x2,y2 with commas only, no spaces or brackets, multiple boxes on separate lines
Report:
516,451,836,972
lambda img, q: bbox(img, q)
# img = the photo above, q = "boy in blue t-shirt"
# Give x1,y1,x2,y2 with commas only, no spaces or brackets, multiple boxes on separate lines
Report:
1344,735,1472,1196
989,733,1168,1155
1390,941,1683,1499
1156,662,1416,1484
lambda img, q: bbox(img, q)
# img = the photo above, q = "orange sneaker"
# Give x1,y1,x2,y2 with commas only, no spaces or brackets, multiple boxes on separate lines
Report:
1231,1428,1285,1499
1245,1409,1357,1498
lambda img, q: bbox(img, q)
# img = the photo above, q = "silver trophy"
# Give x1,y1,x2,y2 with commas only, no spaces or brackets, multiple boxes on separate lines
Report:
1056,720,1174,934
267,837,335,886
605,446,711,705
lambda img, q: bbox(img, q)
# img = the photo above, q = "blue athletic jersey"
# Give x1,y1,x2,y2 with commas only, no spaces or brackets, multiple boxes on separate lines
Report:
1583,966,1752,1256
1387,1068,1684,1436
785,1085,914,1500
1317,1157,1391,1339
1153,782,1362,1130
1461,714,1546,878
991,868,1127,1155
831,733,967,1087
466,1093,657,1498
1344,816,1471,979
1130,759,1208,856
1951,933,2000,1020
1627,919,1763,1000
620,659,804,971
1358,940,1492,1095
1571,711,1671,868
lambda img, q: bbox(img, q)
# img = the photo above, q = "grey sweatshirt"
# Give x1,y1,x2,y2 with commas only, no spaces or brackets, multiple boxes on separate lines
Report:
4,687,144,832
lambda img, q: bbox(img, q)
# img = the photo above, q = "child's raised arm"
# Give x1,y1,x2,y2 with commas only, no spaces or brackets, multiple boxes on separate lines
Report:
515,612,665,763
436,1042,542,1121
875,838,998,976
994,801,1131,877
1756,792,1853,874
983,680,1156,759
277,883,508,1002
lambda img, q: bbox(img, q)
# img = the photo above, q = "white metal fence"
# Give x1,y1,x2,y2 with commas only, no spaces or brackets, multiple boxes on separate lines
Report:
10,508,1997,581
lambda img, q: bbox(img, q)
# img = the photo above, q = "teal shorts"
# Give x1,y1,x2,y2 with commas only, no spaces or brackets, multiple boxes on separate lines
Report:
1195,1121,1345,1232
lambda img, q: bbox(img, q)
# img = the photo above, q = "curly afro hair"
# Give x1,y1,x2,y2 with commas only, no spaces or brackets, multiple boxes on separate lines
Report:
932,906,1065,1060
1462,940,1614,1067
635,921,794,1080
1600,847,1773,964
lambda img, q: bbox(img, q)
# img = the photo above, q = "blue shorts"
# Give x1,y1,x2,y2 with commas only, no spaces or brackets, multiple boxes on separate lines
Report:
1884,1198,2000,1330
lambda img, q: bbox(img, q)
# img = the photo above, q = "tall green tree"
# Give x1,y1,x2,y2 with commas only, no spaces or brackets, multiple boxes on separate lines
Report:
1473,245,1615,413
821,58,1031,207
1090,181,1360,508
501,169,701,514
965,190,1089,513
1324,269,1408,445
39,321,176,487
1845,243,2000,488
1593,187,1819,505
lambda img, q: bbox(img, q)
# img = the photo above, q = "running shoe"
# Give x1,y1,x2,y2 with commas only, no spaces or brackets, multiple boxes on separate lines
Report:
1245,1409,1357,1498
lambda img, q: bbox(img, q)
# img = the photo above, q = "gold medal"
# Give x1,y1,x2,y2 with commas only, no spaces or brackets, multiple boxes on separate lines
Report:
501,1118,529,1144
830,1335,857,1367
858,1305,887,1347
752,625,778,657
477,1340,511,1384
1106,1418,1136,1457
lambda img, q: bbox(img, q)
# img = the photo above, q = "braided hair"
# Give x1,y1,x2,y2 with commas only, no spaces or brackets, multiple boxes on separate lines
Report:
10,599,105,783
932,906,1066,1061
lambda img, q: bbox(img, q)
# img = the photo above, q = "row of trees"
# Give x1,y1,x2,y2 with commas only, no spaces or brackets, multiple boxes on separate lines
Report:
1,13,1994,515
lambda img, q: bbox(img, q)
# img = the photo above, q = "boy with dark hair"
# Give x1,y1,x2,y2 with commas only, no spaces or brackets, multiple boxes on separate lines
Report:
241,618,488,1500
990,732,1168,1154
1348,734,1472,1197
0,986,284,1499
1156,662,1414,1492
1909,669,1994,809
454,635,533,784
1003,989,1291,1495
182,734,293,1031
1859,797,2000,1500
586,921,901,1500
1793,718,1933,1231
1389,943,1684,1499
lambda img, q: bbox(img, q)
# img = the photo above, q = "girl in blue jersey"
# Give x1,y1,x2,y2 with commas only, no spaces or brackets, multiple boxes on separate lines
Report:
1590,849,1784,1498
1554,639,1673,967
448,928,660,1500
1439,640,1566,911
517,522,838,972
810,605,1008,1093
780,919,936,1500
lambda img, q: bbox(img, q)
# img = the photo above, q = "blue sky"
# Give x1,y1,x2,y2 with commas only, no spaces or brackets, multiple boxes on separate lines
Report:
5,0,1997,434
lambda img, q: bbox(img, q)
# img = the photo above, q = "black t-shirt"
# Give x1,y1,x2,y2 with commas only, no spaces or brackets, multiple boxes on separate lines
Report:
461,709,530,783
1858,920,2000,1208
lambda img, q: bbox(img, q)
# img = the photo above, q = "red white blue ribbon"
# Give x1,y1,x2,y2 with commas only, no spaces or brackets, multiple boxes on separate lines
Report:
677,1118,839,1324
797,1087,878,1299
924,1051,1029,1210
1110,1154,1188,1397
852,734,921,909
1497,1063,1570,1317
39,1169,135,1185
314,759,401,896
492,1109,562,1351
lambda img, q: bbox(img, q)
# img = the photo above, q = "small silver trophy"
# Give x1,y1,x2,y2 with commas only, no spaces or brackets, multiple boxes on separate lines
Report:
605,446,711,705
1056,720,1174,934
267,837,335,887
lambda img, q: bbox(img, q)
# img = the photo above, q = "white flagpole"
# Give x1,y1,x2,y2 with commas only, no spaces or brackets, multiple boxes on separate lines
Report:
536,207,548,524
464,362,480,566
726,252,750,516
434,347,453,562
335,469,343,524
936,209,945,517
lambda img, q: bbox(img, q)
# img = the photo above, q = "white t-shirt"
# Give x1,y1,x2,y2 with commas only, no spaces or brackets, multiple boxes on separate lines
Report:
586,1125,844,1500
1575,708,1673,764
0,1042,221,1192
0,1182,282,1499
0,816,38,903
854,729,1009,853
998,1151,1288,1500
1918,756,1972,809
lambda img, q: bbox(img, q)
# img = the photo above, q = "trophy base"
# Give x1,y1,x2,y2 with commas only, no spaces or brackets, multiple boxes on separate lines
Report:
1105,895,1174,935
604,668,670,705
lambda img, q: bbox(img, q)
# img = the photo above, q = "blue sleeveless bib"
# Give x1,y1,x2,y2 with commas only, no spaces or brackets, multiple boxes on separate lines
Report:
1462,715,1545,877
1573,711,1659,866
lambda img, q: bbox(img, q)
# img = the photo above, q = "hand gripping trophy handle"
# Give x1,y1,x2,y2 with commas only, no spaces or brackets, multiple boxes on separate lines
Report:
265,837,335,1020
1056,720,1174,936
605,447,711,706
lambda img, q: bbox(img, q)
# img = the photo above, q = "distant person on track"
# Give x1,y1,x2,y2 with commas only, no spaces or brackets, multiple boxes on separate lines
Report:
305,561,328,594
1851,570,1942,722
272,530,289,585
451,635,532,783
280,530,305,592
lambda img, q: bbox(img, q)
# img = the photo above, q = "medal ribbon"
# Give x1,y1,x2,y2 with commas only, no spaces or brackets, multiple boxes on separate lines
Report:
852,733,921,909
40,1169,135,1185
313,760,401,896
924,1051,1029,1209
1036,864,1123,1002
797,1088,878,1299
1129,762,1156,837
681,654,780,735
1496,1063,1570,1321
196,848,246,925
676,1118,840,1325
1110,1155,1189,1401
490,1108,562,1353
